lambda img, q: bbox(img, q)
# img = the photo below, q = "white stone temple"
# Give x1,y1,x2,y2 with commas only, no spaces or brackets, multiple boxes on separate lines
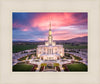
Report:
36,22,64,60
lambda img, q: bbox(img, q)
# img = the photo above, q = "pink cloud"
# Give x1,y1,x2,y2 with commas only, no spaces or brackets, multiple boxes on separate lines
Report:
30,13,77,31
22,28,28,31
13,13,87,32
53,33,87,40
36,29,87,41
13,22,31,31
37,38,46,41
53,30,70,35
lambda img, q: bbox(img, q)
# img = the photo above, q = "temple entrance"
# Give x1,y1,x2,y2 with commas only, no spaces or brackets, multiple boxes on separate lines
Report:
45,63,55,72
46,63,54,69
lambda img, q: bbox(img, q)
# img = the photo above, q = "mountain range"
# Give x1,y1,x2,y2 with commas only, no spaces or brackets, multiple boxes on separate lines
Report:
65,36,87,43
13,36,87,43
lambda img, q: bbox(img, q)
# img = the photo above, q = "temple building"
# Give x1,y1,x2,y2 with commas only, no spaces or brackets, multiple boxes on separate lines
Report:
36,22,64,60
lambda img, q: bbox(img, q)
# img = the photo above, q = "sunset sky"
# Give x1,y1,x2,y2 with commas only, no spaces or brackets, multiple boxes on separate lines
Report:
13,12,88,41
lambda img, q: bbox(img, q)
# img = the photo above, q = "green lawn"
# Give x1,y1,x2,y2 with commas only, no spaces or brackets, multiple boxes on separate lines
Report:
63,44,87,49
17,62,26,64
64,53,72,59
13,63,33,71
13,44,37,53
67,63,87,71
73,56,83,61
18,56,28,61
28,54,33,59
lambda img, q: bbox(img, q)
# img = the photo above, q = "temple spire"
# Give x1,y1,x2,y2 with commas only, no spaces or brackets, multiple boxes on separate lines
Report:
48,21,53,44
49,21,51,30
49,16,52,30
49,21,52,36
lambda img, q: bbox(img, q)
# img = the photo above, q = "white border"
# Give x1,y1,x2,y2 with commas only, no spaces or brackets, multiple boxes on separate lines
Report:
0,0,100,84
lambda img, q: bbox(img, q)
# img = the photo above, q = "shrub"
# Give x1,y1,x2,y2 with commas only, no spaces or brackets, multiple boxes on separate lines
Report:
62,64,69,71
31,64,38,71
56,66,60,71
39,66,44,71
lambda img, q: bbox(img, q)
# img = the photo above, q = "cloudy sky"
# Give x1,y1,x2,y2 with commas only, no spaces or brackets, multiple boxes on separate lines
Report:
13,12,88,41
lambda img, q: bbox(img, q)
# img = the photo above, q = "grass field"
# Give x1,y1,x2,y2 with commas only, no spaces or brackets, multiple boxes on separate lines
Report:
28,54,33,59
13,44,37,53
18,56,28,61
13,63,33,71
67,63,87,71
63,44,87,49
13,44,87,53
73,56,83,61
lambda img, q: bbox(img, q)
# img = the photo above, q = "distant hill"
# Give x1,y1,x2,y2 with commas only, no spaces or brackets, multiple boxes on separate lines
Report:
13,36,88,43
13,40,39,42
66,36,87,43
